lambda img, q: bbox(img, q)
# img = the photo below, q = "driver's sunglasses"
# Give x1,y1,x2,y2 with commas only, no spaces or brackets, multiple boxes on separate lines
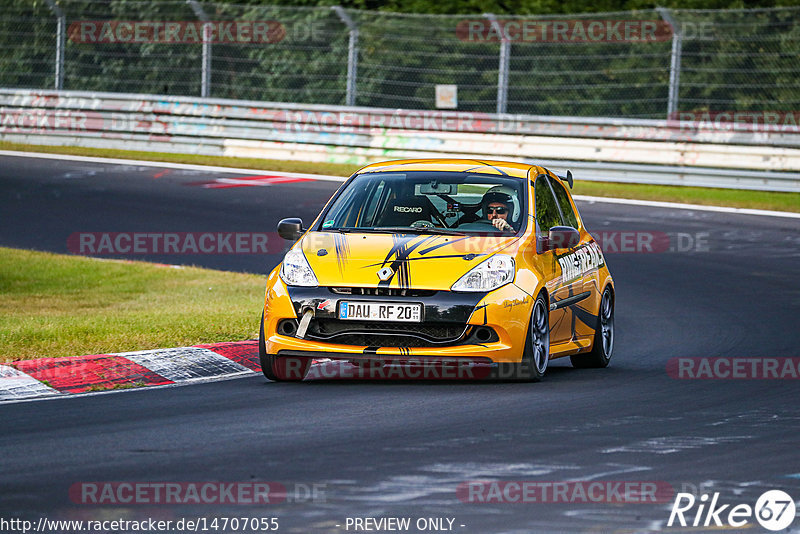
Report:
487,207,508,214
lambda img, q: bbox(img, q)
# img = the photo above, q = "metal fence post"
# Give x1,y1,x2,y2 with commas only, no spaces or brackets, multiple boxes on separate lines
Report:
332,6,358,107
657,7,682,118
44,0,65,90
485,14,509,115
187,0,211,98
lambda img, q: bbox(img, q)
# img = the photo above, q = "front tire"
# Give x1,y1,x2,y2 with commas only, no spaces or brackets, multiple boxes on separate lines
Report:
510,293,550,382
571,286,614,369
259,311,310,382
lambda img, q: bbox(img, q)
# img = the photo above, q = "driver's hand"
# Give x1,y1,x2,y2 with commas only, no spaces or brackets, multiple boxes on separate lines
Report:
492,218,512,231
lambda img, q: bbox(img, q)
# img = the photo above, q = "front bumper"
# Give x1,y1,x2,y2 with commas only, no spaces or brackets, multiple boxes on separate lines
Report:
262,272,534,364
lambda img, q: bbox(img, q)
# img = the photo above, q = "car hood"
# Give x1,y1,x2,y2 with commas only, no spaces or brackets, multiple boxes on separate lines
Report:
299,231,521,290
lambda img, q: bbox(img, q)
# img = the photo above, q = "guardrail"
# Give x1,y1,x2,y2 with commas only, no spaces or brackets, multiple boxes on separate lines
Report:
1,89,798,192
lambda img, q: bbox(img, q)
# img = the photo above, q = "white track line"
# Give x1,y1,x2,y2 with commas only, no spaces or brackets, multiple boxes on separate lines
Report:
2,150,798,219
0,150,348,182
572,195,800,219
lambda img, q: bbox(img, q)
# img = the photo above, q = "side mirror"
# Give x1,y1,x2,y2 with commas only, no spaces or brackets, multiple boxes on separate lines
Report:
544,226,580,251
565,170,574,189
277,218,305,241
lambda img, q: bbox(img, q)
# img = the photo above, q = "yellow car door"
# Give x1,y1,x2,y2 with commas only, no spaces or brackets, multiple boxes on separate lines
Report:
532,173,580,346
547,175,602,346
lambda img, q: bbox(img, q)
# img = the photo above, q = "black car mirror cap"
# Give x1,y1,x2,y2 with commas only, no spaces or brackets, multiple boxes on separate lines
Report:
277,218,305,241
546,226,580,251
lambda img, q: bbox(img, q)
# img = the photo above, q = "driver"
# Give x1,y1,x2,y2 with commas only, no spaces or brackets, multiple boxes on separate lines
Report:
482,190,514,232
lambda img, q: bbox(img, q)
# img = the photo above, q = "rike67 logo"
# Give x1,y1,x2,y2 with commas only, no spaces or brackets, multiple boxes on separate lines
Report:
668,490,796,531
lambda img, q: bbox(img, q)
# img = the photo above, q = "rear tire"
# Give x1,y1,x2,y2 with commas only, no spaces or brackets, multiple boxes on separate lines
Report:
571,286,614,369
259,311,310,382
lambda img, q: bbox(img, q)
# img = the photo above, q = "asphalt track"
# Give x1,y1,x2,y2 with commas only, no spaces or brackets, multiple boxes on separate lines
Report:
2,154,800,533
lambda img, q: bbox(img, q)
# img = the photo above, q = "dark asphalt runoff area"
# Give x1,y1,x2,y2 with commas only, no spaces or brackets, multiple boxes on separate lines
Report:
1,153,799,533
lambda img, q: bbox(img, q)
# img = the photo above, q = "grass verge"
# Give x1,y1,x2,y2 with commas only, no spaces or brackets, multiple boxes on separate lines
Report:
1,141,798,212
0,247,263,362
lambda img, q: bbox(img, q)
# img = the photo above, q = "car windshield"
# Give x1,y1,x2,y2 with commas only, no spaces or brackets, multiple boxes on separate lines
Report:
316,171,528,235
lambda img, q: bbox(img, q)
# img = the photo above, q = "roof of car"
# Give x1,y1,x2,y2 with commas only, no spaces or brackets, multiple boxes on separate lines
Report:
355,159,547,179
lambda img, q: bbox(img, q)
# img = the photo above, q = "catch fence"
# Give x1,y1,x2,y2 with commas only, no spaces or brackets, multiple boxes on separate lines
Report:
3,2,799,118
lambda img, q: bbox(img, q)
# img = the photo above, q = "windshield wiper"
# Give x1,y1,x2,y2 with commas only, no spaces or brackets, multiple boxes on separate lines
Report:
328,227,386,234
376,226,466,236
325,227,396,234
326,227,465,236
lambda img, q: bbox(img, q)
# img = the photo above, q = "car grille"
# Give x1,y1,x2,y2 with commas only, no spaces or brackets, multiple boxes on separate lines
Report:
306,319,469,347
329,287,436,298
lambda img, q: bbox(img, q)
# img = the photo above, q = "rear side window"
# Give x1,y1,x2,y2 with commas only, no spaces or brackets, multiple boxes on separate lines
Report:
548,177,580,229
534,175,561,237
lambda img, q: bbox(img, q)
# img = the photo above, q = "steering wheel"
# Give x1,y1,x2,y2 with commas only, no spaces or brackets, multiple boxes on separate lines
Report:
471,218,513,232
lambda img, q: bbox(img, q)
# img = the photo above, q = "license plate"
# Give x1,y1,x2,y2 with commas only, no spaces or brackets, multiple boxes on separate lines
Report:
338,301,422,322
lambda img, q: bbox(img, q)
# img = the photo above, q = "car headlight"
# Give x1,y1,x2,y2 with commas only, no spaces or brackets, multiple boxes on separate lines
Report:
280,248,318,287
451,254,515,292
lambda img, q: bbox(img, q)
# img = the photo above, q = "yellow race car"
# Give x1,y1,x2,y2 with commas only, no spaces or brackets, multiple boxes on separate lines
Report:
259,159,614,381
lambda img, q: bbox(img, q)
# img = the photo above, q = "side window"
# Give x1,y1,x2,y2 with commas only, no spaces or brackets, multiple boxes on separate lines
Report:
360,180,386,227
534,175,561,237
326,181,363,228
548,177,580,229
